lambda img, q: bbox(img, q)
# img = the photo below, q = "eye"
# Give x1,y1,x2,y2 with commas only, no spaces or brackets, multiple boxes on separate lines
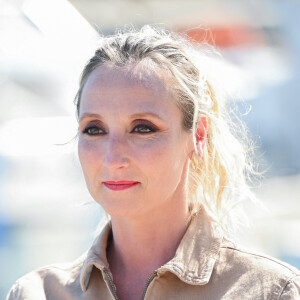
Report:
83,126,105,136
132,124,157,134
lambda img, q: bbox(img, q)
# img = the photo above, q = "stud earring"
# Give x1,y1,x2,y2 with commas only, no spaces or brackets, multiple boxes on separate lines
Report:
190,151,199,170
190,143,203,170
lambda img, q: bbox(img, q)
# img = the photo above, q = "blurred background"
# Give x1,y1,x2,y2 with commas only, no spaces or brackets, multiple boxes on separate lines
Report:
1,0,299,297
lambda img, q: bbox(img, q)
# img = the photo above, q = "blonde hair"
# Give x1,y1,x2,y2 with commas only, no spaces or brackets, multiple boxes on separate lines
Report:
75,25,258,234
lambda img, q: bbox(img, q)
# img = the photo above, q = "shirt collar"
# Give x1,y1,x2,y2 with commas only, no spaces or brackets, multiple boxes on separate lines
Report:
80,221,112,291
80,207,223,291
160,207,224,285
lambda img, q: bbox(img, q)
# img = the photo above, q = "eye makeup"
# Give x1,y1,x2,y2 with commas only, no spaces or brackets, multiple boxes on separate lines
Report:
81,120,106,136
80,117,160,137
131,119,158,134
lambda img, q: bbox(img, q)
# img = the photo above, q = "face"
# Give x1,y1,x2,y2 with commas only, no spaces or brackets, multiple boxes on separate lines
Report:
78,65,194,219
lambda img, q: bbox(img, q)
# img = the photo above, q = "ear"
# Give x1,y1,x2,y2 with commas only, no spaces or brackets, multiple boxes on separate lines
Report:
188,117,207,159
195,117,207,152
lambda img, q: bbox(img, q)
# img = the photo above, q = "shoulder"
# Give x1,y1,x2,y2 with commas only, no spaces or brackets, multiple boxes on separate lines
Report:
217,239,300,299
220,239,299,277
6,253,87,300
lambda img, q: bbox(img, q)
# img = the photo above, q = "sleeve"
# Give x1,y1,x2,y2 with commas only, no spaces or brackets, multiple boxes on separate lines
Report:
6,281,24,300
6,272,47,300
279,276,300,300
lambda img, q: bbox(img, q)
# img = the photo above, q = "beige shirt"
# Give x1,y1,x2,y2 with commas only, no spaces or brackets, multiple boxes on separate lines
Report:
7,208,300,300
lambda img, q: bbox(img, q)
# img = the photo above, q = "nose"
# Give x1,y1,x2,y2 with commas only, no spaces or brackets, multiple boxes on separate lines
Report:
103,134,130,170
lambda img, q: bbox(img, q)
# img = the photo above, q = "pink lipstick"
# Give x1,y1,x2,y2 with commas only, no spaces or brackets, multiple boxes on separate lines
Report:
103,181,139,191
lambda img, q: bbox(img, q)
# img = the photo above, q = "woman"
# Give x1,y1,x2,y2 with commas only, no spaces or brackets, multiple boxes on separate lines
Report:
7,26,300,300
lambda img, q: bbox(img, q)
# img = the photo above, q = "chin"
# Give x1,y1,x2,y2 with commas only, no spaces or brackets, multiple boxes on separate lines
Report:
95,198,142,219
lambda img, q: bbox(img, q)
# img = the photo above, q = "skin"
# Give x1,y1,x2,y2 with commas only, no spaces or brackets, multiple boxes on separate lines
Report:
78,65,205,300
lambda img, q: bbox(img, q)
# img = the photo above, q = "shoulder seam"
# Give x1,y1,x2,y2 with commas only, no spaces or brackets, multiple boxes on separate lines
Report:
33,261,83,273
34,252,87,273
277,275,300,300
221,246,299,275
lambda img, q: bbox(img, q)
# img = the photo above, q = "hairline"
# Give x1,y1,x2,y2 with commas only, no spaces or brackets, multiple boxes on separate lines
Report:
76,61,193,133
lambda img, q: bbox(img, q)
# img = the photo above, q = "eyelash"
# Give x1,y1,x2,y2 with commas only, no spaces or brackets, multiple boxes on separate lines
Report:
83,126,104,136
82,123,157,136
132,124,157,134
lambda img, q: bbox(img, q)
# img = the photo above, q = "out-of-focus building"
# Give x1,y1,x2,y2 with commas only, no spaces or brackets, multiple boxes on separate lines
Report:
1,0,299,298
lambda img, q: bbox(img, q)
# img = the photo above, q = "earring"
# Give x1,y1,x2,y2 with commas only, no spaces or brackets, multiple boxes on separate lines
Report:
190,143,203,171
190,151,199,170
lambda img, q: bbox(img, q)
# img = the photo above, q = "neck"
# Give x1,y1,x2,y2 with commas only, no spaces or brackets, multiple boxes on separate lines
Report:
108,198,190,275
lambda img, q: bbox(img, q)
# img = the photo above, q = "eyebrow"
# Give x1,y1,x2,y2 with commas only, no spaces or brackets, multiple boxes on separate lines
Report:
79,113,102,122
79,112,164,122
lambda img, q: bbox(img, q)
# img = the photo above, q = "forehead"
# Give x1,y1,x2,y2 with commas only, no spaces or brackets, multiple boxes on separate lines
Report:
79,65,180,119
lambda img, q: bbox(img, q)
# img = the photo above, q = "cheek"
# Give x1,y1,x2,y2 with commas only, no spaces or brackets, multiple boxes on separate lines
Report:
78,139,102,178
135,136,171,161
137,137,186,182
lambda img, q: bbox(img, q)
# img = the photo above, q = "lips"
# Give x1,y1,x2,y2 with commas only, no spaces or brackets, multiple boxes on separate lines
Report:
103,181,139,191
